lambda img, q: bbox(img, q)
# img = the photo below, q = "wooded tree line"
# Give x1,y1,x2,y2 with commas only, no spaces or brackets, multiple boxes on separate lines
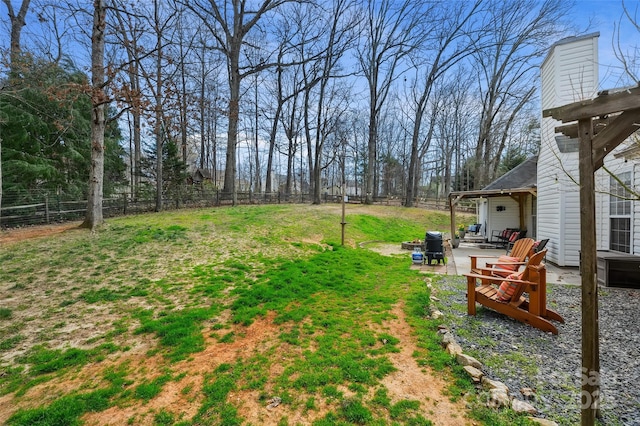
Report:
2,0,633,229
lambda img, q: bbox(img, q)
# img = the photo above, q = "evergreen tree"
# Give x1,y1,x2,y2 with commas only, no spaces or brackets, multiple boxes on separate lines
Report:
0,57,126,205
141,139,188,202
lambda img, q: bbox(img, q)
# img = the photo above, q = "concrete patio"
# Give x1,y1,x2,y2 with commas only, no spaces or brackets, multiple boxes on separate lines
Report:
411,240,582,285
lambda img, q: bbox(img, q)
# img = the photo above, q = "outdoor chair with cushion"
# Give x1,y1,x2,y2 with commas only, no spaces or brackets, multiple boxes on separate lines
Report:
464,249,564,334
469,237,535,277
467,223,482,234
532,239,549,253
504,229,528,251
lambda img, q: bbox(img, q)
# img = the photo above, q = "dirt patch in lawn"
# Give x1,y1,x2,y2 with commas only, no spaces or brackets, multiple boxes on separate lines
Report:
0,221,84,245
2,304,469,425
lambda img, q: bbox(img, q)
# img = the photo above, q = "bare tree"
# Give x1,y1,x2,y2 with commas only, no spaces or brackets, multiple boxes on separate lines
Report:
307,0,359,204
112,2,146,198
356,0,426,204
81,0,106,230
433,68,475,196
183,0,297,205
265,3,318,195
471,0,569,188
404,0,483,206
614,0,640,84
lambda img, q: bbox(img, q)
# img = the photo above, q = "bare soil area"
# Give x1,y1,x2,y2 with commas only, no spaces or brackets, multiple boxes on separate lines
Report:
0,221,84,245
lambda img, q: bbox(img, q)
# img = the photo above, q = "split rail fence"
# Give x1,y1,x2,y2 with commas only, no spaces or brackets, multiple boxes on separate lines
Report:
0,189,466,229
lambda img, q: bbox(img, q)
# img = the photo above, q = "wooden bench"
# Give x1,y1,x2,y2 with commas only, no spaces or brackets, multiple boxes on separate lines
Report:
464,249,564,334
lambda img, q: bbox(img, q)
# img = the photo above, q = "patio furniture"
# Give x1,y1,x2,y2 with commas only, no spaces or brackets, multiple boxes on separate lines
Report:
504,230,529,252
464,250,564,334
490,228,519,246
469,238,535,276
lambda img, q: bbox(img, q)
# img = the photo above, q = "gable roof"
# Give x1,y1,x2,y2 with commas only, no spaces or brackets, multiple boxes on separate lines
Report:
482,155,538,191
448,155,538,201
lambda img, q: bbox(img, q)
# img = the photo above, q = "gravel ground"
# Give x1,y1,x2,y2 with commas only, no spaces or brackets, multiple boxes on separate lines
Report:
432,276,640,426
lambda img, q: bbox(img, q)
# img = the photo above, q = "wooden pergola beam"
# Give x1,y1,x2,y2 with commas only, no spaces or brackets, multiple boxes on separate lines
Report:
543,84,640,123
555,117,611,138
592,109,640,167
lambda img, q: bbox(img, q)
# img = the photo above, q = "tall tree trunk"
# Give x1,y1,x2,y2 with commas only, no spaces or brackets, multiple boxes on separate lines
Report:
113,8,142,199
179,47,188,163
223,42,241,204
199,46,207,169
302,84,313,197
2,0,31,71
82,0,106,230
1,0,31,218
366,89,377,204
265,71,283,193
405,91,426,207
154,0,163,212
253,75,261,193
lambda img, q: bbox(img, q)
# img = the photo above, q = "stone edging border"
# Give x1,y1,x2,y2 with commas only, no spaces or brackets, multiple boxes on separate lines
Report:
426,278,559,426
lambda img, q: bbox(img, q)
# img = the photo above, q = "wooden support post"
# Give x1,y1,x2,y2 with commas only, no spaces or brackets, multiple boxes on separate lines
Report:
578,118,600,425
341,184,346,246
449,196,456,245
518,194,525,230
45,195,50,224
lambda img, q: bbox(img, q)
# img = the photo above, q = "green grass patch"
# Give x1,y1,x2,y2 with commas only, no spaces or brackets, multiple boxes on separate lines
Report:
135,307,218,362
134,374,172,401
7,387,118,426
0,335,24,351
21,343,120,376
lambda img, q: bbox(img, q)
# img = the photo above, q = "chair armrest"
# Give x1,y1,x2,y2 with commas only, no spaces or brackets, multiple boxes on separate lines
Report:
474,266,521,276
485,261,526,267
464,272,536,287
463,272,503,284
469,255,500,270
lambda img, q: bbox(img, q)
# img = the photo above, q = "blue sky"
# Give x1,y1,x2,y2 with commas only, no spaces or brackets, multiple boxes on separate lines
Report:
570,0,639,88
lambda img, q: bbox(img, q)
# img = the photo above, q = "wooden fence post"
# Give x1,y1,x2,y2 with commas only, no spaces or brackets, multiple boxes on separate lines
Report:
45,195,50,224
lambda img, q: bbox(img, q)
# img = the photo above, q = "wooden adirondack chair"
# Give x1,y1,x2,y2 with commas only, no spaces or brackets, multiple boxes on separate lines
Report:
465,250,564,334
469,237,535,276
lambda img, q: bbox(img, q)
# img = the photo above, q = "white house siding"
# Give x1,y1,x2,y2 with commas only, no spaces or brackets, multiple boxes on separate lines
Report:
595,145,638,255
487,196,522,236
539,34,599,266
635,161,640,255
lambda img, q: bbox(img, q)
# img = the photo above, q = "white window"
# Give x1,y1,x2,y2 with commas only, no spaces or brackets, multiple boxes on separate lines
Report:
609,172,632,253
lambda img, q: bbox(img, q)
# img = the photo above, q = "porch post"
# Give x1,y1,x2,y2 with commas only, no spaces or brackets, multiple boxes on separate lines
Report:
449,195,456,245
578,118,599,425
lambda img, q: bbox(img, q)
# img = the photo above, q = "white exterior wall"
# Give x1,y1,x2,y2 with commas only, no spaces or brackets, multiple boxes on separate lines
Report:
487,197,520,237
635,162,640,255
539,34,599,266
595,145,638,255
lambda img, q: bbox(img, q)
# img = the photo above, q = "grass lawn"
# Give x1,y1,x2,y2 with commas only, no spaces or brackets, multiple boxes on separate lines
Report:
0,204,536,425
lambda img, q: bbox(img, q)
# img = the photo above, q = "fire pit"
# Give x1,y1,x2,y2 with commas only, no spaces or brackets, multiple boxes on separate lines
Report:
401,241,424,250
